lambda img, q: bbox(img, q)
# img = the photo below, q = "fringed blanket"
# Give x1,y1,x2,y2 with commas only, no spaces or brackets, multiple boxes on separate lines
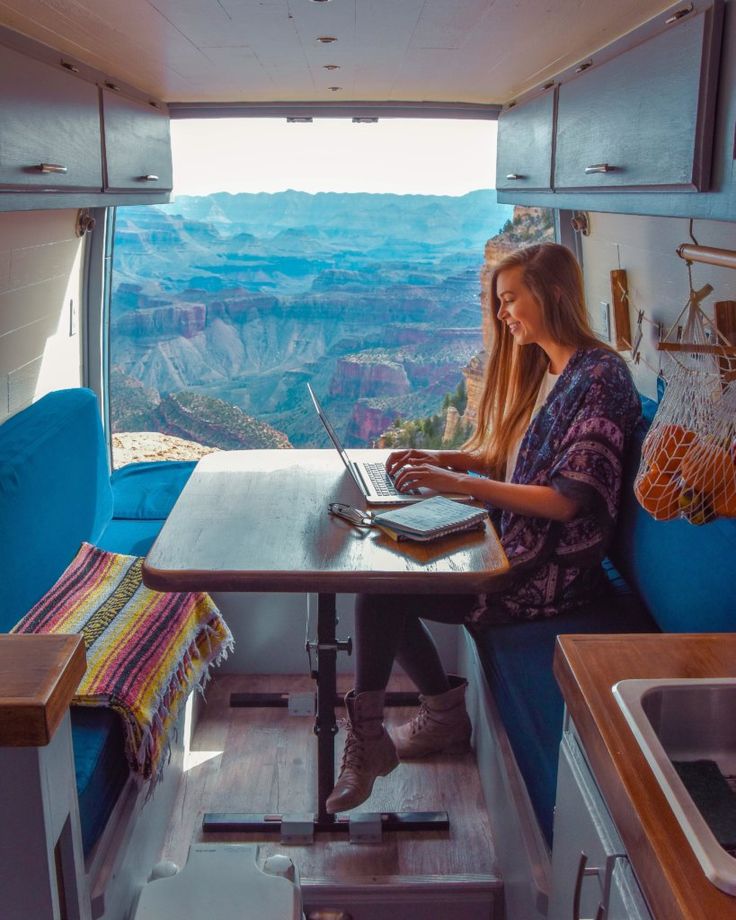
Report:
12,542,233,782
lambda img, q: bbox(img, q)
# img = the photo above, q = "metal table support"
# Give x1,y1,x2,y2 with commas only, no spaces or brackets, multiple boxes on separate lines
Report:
203,593,450,838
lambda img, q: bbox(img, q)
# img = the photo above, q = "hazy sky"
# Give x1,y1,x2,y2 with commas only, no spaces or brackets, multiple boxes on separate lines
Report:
171,118,497,197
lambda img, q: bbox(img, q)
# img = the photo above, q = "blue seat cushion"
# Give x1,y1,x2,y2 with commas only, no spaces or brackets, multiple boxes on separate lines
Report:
111,461,196,520
473,588,658,845
71,708,128,857
0,389,113,632
96,519,165,557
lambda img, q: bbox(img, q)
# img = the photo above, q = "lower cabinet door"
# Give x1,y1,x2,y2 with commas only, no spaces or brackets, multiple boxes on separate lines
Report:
548,731,625,920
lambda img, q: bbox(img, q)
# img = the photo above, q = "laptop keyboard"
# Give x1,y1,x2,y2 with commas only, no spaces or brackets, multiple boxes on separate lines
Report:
363,462,418,496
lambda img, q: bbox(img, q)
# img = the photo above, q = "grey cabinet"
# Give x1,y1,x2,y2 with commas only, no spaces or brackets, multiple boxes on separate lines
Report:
102,89,173,192
554,7,721,191
0,44,102,191
496,88,555,191
548,727,653,920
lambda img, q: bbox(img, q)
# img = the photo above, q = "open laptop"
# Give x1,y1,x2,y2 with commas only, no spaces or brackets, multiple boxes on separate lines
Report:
307,383,468,505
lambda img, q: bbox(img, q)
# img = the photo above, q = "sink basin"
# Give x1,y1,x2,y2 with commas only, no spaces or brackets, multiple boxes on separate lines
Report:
612,678,736,895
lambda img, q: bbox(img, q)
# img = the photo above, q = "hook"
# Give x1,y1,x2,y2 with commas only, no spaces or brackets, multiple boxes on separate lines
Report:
688,218,699,246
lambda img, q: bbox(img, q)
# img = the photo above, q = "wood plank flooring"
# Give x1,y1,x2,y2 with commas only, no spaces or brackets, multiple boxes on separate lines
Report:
159,674,501,914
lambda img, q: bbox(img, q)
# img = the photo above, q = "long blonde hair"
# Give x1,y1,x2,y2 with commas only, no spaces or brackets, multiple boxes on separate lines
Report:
464,242,608,477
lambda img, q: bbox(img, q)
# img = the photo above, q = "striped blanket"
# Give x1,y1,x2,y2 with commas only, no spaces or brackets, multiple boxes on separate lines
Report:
13,542,233,781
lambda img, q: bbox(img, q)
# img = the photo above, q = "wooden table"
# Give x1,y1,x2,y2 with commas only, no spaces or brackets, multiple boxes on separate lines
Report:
143,449,509,839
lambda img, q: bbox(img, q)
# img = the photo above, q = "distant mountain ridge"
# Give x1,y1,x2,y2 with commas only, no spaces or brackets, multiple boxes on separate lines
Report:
161,189,511,248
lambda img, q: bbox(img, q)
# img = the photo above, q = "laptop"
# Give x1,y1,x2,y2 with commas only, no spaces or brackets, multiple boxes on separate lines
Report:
307,383,468,505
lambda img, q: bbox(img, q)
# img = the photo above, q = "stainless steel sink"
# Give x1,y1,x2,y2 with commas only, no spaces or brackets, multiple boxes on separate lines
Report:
612,678,736,895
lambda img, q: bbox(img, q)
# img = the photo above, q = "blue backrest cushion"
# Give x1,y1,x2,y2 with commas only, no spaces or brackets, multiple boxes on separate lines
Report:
0,389,113,632
110,460,195,519
609,398,736,633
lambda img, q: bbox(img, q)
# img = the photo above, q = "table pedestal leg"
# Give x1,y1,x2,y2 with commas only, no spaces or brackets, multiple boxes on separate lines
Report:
203,593,450,838
315,592,338,826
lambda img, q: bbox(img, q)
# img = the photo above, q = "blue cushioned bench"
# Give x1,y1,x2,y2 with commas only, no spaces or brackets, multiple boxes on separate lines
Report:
470,400,736,847
0,388,194,857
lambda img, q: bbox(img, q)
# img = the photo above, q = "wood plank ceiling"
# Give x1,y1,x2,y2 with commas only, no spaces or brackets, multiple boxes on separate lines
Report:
0,0,677,105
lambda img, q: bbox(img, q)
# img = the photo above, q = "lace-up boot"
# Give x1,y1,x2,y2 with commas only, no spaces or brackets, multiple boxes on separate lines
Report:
392,675,471,759
325,689,398,814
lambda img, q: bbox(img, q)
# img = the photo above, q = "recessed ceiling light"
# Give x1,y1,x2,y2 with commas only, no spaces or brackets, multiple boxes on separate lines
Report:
317,36,337,43
323,64,340,70
310,0,332,3
328,86,342,92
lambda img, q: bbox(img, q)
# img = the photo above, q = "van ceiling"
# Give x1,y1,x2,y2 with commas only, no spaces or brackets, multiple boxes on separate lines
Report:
0,0,676,106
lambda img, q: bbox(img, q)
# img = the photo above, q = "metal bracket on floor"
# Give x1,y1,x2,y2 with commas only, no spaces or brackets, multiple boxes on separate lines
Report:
288,692,316,716
348,812,383,844
280,813,315,845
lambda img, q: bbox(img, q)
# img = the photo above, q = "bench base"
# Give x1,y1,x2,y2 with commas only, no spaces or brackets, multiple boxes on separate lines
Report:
461,630,551,920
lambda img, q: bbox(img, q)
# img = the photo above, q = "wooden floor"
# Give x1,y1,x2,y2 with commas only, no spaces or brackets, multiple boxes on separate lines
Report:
159,674,502,918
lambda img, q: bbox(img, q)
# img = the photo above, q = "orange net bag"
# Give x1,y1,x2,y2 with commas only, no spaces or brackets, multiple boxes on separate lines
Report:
635,284,736,525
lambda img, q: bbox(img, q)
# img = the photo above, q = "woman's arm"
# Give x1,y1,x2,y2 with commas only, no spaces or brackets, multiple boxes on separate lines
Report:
392,463,581,522
385,448,487,476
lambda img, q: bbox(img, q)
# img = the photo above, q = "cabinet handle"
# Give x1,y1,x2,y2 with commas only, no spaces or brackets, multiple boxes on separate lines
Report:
572,851,605,920
138,174,160,181
505,173,525,180
37,163,68,174
584,163,615,174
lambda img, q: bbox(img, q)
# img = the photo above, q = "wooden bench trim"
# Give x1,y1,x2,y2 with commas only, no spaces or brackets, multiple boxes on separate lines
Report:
0,634,86,746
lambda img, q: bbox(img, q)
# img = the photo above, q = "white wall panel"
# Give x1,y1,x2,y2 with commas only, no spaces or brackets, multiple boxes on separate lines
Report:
580,213,736,399
0,209,84,422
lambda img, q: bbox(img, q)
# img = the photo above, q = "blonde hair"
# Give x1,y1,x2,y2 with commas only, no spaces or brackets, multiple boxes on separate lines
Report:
464,242,608,477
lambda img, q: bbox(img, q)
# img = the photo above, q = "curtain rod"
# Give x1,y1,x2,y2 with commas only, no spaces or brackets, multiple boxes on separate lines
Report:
676,243,736,270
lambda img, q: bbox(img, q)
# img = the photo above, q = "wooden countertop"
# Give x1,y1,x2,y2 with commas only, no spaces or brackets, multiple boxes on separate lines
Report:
554,634,736,920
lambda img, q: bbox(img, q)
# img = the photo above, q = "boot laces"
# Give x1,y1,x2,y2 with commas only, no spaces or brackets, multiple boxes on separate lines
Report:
409,701,431,736
339,723,367,774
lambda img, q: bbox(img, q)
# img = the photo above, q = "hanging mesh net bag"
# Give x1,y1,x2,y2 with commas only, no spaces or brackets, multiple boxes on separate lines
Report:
634,283,736,525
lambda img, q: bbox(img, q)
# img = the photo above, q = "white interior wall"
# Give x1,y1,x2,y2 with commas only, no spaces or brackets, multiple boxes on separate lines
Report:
579,212,736,399
0,209,84,422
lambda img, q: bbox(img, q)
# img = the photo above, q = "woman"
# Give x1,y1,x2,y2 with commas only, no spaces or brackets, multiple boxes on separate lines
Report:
326,242,641,814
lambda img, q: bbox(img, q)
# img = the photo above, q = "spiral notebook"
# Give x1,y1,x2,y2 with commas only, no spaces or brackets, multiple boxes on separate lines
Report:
373,496,488,542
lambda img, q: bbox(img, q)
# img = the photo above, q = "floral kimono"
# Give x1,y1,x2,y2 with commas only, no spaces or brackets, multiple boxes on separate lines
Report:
471,347,641,629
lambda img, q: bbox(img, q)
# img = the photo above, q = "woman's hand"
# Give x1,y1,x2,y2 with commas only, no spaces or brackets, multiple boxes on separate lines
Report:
392,462,469,496
385,449,443,477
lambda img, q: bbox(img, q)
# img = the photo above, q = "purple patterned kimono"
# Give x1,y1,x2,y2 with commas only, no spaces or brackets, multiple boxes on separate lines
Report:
471,347,641,628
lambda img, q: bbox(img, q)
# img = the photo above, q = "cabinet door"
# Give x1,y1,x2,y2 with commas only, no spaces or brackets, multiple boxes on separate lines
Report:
0,45,102,190
496,88,555,191
102,89,173,191
554,6,720,190
548,733,625,920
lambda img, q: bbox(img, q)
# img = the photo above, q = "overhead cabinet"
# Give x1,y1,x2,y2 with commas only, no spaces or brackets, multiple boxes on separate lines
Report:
102,89,173,192
0,44,102,191
554,7,721,191
0,33,173,209
495,0,727,213
495,88,555,192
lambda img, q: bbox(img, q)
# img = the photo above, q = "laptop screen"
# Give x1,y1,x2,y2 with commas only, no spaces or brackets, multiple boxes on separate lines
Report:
306,383,364,491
